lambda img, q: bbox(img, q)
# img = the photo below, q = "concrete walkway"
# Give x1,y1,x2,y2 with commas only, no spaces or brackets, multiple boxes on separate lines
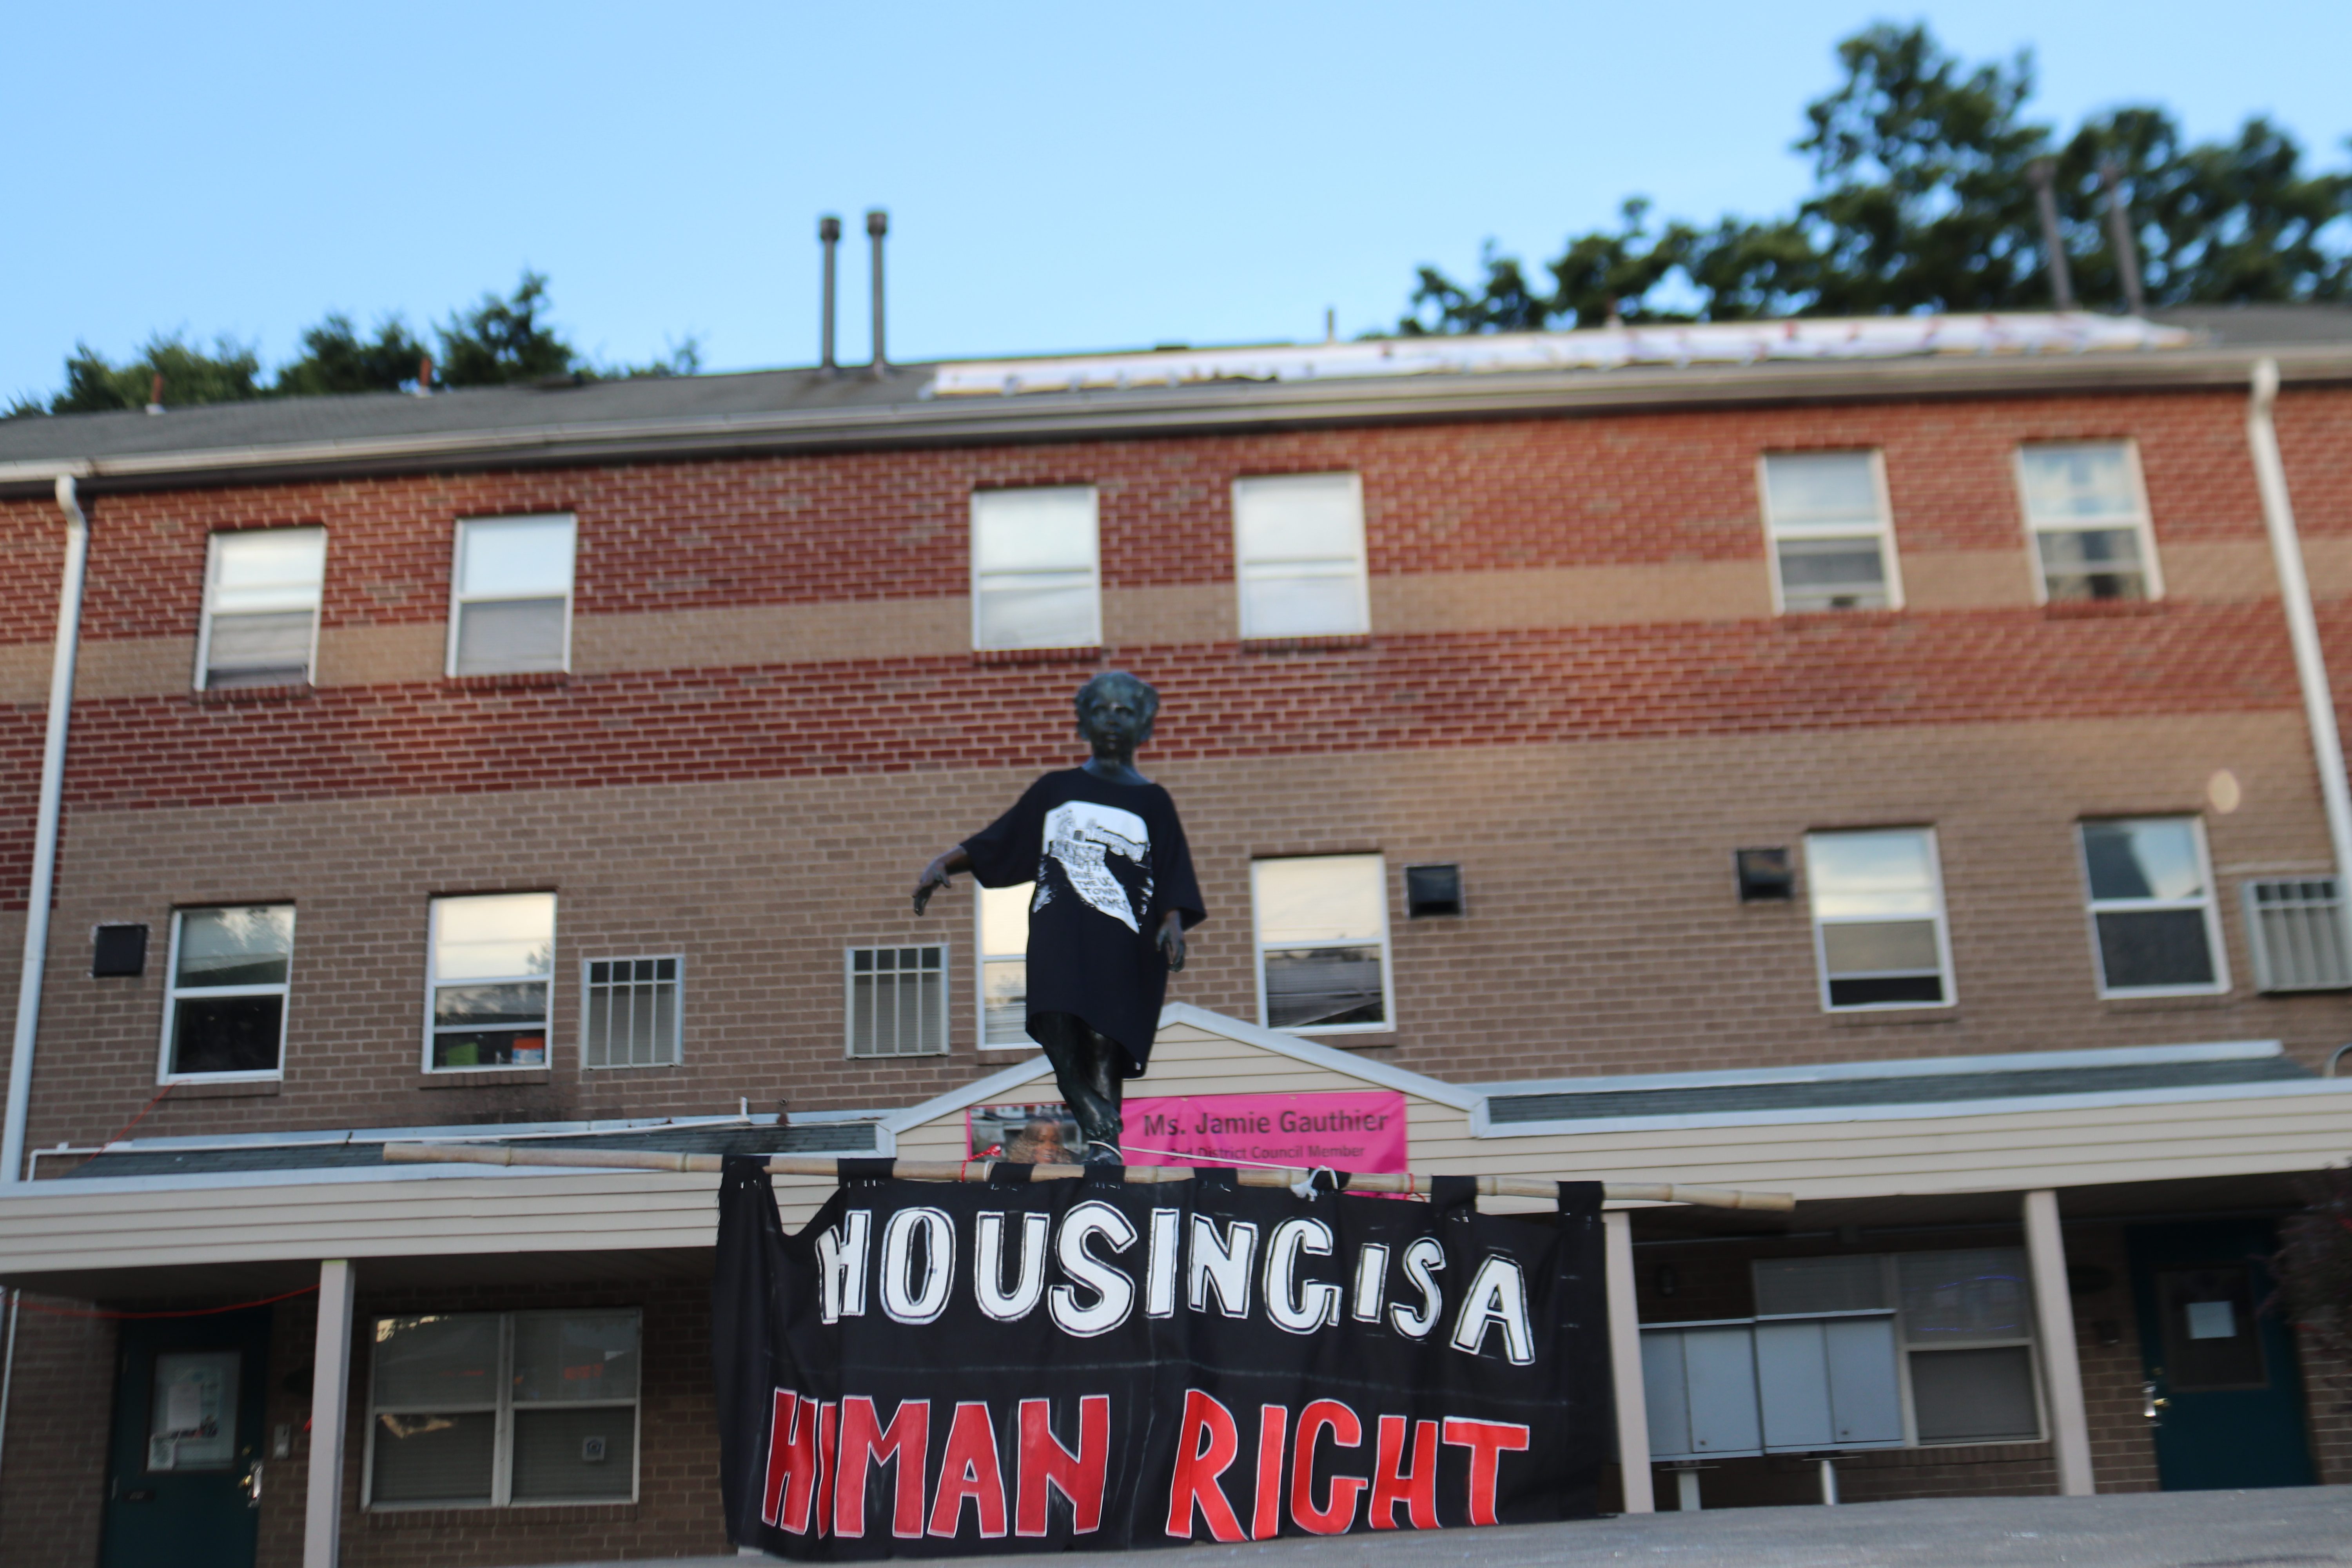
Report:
533,1485,2352,1568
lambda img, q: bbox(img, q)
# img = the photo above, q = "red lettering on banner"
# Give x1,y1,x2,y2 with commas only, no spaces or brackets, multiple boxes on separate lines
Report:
816,1401,837,1536
1441,1417,1530,1527
1252,1404,1287,1539
1163,1390,1247,1542
760,1389,824,1533
1015,1395,1108,1536
928,1401,1007,1538
834,1396,931,1539
1289,1399,1367,1535
1369,1414,1441,1530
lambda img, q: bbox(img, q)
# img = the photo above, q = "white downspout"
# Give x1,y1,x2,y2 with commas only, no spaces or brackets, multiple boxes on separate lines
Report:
2248,359,2352,908
0,474,89,1187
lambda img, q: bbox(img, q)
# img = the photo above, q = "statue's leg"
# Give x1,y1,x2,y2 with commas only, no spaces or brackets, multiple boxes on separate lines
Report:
1032,1013,1125,1162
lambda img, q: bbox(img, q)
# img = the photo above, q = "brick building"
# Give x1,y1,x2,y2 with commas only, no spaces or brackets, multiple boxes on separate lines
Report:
1,308,2350,1564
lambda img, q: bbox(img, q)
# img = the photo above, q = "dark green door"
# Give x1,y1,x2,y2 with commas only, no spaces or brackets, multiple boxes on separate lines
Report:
102,1305,271,1568
2126,1221,2314,1491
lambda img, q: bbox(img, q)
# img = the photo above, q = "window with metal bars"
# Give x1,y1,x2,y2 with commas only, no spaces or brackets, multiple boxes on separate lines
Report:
581,956,682,1067
2243,877,2352,992
845,944,948,1057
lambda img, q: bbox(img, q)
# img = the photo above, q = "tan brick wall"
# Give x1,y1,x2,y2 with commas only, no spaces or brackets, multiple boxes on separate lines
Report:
0,1299,115,1566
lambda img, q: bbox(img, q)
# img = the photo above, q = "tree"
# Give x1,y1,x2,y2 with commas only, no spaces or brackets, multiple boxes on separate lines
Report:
2273,1163,2352,1412
276,314,431,397
1400,22,2352,333
435,270,579,387
45,333,265,414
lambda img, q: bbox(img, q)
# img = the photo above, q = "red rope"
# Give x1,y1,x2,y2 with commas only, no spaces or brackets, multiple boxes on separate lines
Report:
100,1083,174,1149
10,1283,319,1321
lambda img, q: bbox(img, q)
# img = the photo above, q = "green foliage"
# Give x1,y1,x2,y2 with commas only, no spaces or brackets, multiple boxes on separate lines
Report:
1402,21,2352,333
47,333,265,413
276,314,431,397
434,271,580,387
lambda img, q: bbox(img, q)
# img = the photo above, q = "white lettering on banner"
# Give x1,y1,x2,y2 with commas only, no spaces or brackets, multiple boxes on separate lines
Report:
1050,1201,1138,1336
1450,1256,1535,1365
1145,1209,1182,1319
880,1208,956,1324
1351,1243,1390,1323
1188,1216,1258,1318
1391,1237,1445,1339
817,1209,871,1323
1264,1219,1343,1334
975,1211,1049,1322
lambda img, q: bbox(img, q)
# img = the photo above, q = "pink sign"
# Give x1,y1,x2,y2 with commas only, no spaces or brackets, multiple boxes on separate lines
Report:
1118,1090,1409,1175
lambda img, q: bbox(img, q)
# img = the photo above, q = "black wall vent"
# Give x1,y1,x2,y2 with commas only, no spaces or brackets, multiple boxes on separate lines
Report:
92,923,150,977
1405,864,1463,918
1736,848,1796,902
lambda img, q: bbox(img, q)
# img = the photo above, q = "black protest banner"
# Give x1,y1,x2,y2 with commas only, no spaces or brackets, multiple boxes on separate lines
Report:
713,1157,1610,1559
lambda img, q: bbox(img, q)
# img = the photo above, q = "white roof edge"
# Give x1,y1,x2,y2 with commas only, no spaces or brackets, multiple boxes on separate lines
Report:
1470,1040,2283,1099
1153,1004,1486,1111
1476,1074,2352,1139
877,1056,1061,1134
100,1111,844,1155
1,1161,734,1201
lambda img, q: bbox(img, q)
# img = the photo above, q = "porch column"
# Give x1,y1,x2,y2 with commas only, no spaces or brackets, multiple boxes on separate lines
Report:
304,1259,357,1568
2022,1191,2094,1495
1602,1210,1655,1513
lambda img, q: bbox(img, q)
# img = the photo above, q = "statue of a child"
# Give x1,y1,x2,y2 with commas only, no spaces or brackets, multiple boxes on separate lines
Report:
912,671,1205,1163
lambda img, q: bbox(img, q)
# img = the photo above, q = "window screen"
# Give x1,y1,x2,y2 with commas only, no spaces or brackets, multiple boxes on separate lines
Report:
1232,474,1370,639
2079,818,2223,994
450,515,575,675
1252,854,1390,1031
1806,829,1951,1009
1754,1255,1888,1316
428,893,555,1069
1896,1249,2031,1343
1761,453,1896,612
201,528,327,689
2018,443,2157,603
971,488,1100,651
1909,1346,2039,1443
163,905,295,1077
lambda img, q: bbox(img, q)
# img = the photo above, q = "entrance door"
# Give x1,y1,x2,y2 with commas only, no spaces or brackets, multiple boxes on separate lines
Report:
102,1305,272,1568
2126,1221,2314,1490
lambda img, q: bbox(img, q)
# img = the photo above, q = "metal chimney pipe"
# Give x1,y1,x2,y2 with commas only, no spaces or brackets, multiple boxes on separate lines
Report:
818,215,842,373
866,208,889,376
2100,161,2146,318
2028,159,2076,312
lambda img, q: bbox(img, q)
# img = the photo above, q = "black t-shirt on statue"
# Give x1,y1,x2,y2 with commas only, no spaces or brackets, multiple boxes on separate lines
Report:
960,768,1207,1076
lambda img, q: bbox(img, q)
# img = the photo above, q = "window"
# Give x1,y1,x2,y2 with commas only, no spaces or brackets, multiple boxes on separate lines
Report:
427,894,555,1070
198,527,325,688
581,957,681,1068
160,906,294,1080
2078,818,2226,996
1252,854,1392,1032
1755,1250,2041,1447
365,1309,640,1509
1806,829,1953,1009
448,515,575,675
2016,442,2160,603
970,488,1100,651
846,944,947,1057
1232,474,1369,639
976,883,1034,1047
1760,452,1900,613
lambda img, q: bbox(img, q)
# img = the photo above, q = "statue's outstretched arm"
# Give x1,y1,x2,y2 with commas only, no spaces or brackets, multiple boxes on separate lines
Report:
912,846,973,916
1157,909,1187,972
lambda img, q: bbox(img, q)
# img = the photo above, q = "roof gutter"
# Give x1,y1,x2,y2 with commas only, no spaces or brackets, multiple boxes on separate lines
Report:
1,474,89,1187
2247,358,2352,942
5,346,2352,499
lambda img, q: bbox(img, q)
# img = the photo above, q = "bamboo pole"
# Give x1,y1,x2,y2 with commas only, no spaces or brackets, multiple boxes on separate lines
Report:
380,1141,1794,1212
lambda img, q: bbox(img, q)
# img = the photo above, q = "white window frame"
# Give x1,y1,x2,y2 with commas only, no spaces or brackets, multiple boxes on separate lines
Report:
579,954,684,1069
1805,828,1956,1013
446,514,576,677
1250,853,1396,1036
975,883,1034,1049
424,893,558,1074
2078,816,2229,999
1232,472,1371,640
194,526,326,690
2014,440,2164,605
1758,450,1904,614
155,905,295,1085
844,943,950,1058
1752,1250,2047,1450
361,1308,642,1512
969,486,1102,652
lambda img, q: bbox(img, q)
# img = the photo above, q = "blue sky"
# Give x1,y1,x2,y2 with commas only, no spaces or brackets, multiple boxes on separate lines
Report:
6,2,2349,403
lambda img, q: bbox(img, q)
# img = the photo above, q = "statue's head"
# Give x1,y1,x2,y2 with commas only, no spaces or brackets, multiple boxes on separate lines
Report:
1074,670,1160,748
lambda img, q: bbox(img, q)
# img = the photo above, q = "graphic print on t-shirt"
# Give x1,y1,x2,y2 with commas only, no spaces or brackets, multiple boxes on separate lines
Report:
1038,800,1152,934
